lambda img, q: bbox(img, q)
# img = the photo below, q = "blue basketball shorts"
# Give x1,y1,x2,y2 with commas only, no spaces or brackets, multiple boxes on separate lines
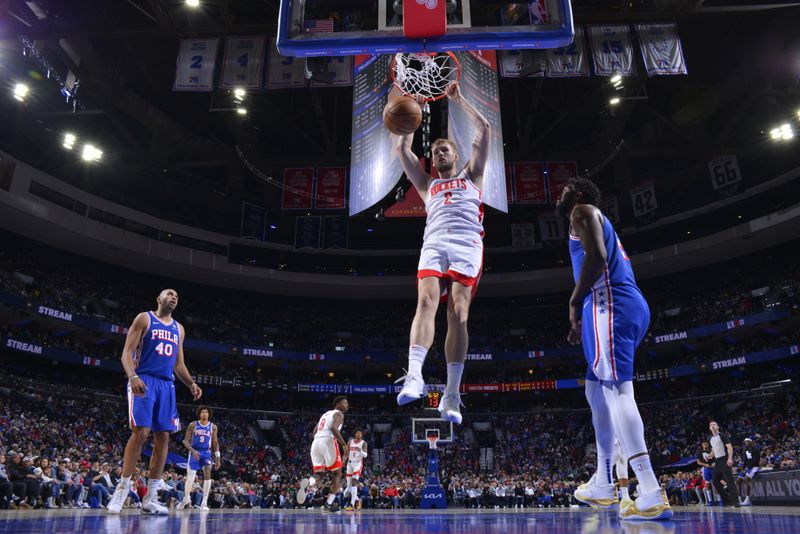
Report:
702,467,713,482
582,285,650,382
127,374,180,432
189,450,213,471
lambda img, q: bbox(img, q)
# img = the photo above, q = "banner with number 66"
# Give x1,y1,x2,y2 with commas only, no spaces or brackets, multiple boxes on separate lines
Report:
708,155,742,191
220,36,266,89
173,38,219,92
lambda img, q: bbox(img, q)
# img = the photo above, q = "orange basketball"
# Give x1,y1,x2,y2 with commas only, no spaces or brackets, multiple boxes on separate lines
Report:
383,97,422,135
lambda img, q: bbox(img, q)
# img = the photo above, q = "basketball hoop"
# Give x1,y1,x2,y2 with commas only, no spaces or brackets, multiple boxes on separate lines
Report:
426,435,439,450
390,52,461,103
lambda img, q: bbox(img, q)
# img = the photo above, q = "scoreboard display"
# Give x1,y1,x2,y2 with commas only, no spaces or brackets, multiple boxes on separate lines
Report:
426,391,441,409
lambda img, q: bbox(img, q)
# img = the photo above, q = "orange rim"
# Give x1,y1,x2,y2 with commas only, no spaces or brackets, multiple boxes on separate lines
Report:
389,51,462,103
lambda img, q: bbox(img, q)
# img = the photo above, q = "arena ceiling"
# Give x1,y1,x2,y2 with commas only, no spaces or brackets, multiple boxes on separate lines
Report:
1,0,799,247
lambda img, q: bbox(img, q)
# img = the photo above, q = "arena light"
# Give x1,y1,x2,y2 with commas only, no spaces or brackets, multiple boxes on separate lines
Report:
81,144,103,162
236,107,247,115
609,97,621,106
233,87,246,100
780,123,794,140
185,0,200,7
13,83,29,101
610,74,622,84
769,128,783,140
63,133,76,150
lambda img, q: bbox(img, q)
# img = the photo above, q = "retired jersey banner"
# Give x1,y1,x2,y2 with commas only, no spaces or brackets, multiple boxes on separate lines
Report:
635,23,687,76
267,37,306,89
449,51,508,213
499,50,546,78
513,162,546,204
546,26,590,77
310,56,353,87
538,214,566,241
630,181,658,217
295,216,321,249
220,36,266,89
589,25,636,76
600,195,620,225
546,161,578,204
314,167,347,209
282,167,314,210
173,38,219,92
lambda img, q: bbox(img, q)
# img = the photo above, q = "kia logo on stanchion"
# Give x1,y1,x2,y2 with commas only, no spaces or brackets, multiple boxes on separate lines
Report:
416,0,439,9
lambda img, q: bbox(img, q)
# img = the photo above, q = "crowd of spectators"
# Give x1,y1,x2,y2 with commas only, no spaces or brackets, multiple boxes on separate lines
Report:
1,369,797,511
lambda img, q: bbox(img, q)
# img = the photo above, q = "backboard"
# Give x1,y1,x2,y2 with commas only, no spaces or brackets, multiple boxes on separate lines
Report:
412,418,455,445
277,0,574,56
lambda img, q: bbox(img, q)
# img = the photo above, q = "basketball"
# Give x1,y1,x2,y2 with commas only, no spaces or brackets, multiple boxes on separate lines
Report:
383,97,422,135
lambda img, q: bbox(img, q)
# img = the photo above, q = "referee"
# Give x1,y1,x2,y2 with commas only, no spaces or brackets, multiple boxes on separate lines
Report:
708,421,740,507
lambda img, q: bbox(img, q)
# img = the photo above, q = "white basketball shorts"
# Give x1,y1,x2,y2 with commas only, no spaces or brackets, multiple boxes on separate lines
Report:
417,231,483,298
310,437,342,473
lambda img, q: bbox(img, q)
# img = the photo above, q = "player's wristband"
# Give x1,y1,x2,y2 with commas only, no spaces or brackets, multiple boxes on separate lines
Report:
215,451,220,459
128,375,140,382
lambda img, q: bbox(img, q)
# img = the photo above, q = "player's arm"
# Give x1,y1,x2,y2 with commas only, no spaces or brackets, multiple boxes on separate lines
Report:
212,423,221,469
446,82,491,188
173,323,202,401
331,412,347,451
567,205,607,344
395,133,431,198
725,441,734,466
121,313,150,396
183,422,199,459
361,442,369,459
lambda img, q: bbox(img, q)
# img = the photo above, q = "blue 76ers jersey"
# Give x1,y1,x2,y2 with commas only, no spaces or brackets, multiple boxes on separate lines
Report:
134,312,180,381
569,215,640,298
192,421,213,451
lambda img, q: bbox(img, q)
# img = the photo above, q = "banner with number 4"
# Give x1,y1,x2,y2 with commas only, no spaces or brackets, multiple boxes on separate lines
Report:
221,36,266,89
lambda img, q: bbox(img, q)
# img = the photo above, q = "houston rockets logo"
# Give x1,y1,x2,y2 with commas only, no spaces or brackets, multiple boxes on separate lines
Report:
416,0,438,10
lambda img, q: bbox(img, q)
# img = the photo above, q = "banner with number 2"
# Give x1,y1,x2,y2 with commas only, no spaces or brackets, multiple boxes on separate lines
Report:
173,38,219,92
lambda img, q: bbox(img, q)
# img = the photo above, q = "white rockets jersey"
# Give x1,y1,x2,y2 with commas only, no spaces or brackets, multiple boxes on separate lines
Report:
423,168,484,241
348,439,367,464
314,409,343,439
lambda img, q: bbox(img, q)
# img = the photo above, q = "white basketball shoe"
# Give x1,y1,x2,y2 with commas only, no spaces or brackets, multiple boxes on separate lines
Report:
296,478,310,505
619,485,673,521
395,372,426,406
438,392,464,425
106,481,130,514
574,475,619,510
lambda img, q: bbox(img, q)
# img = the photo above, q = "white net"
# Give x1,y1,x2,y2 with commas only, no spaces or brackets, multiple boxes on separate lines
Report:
393,53,459,102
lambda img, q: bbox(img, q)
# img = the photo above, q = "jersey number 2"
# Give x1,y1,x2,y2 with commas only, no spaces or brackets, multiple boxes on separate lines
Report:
443,192,453,205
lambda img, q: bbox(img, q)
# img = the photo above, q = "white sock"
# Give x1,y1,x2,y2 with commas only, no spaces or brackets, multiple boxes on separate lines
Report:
202,480,211,506
144,479,160,504
121,476,132,488
351,485,358,506
629,455,659,494
326,494,336,505
183,469,197,502
705,489,712,502
445,362,464,396
621,486,630,500
585,381,615,486
408,345,427,377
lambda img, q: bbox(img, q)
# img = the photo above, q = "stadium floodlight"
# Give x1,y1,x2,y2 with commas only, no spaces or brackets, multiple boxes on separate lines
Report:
236,107,247,115
780,123,794,140
82,144,102,162
13,83,29,101
610,74,622,84
186,0,200,7
233,87,246,99
769,128,782,140
63,133,76,150
609,97,621,106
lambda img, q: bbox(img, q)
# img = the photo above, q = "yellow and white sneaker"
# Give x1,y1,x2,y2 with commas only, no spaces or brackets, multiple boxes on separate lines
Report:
574,475,619,510
619,485,673,521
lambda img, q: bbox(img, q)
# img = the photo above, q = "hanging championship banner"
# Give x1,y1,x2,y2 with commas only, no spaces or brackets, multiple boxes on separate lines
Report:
267,37,306,89
708,155,742,191
600,195,620,225
511,223,536,247
505,163,514,204
282,167,314,210
220,36,266,89
240,202,267,241
310,56,353,87
173,38,219,92
546,161,578,204
630,181,658,217
546,26,590,77
634,23,687,76
499,50,546,78
538,214,566,241
314,167,347,209
323,216,349,249
450,51,508,213
295,216,321,249
589,25,636,76
513,162,546,204
349,55,404,215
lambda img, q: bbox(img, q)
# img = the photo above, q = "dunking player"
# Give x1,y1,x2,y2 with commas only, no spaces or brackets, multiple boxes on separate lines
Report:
177,406,220,511
297,396,349,513
107,289,203,514
343,429,368,511
557,179,671,520
393,82,491,425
